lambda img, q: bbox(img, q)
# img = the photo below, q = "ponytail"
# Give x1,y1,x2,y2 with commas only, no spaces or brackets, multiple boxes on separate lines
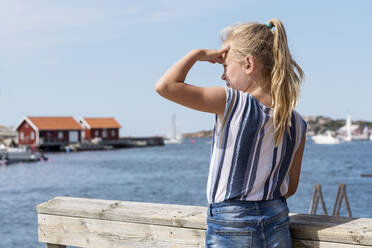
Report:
268,19,304,146
221,19,304,146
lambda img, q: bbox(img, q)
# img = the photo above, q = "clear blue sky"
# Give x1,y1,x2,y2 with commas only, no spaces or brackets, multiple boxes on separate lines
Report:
1,0,371,136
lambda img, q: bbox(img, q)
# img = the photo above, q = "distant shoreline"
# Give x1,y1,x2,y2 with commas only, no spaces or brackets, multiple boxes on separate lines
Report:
183,130,213,138
182,115,372,138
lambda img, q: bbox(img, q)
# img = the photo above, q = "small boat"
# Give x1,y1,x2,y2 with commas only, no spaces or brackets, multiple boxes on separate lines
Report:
0,146,46,164
164,114,183,144
311,131,341,144
353,125,369,141
370,134,372,141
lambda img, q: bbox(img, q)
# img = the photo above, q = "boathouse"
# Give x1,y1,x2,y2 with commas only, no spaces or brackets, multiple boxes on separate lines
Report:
14,116,83,147
79,117,121,141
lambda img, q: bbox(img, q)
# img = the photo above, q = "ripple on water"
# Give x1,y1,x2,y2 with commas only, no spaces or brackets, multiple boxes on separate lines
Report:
1,138,372,247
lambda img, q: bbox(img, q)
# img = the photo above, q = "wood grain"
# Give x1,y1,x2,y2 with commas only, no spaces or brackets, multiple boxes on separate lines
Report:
36,197,372,247
39,214,205,248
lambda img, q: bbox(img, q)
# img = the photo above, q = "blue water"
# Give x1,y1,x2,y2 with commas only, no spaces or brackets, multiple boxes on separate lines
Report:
0,138,372,247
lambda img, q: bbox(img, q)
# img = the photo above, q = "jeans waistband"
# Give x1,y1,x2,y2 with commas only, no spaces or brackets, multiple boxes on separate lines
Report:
208,196,287,217
209,196,286,209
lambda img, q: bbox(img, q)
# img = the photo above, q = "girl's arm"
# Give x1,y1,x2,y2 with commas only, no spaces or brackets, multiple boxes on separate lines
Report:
155,48,229,116
284,135,306,199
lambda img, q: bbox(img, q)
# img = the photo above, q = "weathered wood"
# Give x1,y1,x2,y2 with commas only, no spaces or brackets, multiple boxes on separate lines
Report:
45,244,66,248
292,239,371,247
289,213,372,245
37,197,207,229
38,214,204,248
36,197,372,248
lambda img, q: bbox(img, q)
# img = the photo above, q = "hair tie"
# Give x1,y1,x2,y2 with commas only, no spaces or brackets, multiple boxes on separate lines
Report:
265,22,273,29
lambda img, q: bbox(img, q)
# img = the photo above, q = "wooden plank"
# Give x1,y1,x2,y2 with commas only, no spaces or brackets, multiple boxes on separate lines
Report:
45,244,66,248
36,197,372,246
293,239,371,248
289,213,372,246
38,214,205,248
37,197,207,229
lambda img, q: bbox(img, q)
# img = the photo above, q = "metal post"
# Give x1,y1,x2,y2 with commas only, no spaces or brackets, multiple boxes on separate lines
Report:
309,184,328,215
332,184,352,217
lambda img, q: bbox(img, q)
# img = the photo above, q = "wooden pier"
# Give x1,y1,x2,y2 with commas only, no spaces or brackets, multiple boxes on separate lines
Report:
38,136,164,151
37,197,372,247
103,137,164,148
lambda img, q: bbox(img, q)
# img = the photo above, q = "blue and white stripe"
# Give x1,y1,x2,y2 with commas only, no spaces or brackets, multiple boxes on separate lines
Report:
207,87,307,204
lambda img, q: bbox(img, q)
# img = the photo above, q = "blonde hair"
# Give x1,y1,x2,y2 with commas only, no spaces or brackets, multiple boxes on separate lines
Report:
221,19,304,146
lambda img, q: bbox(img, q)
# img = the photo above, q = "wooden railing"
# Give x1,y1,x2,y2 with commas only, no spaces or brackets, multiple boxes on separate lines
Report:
36,197,372,247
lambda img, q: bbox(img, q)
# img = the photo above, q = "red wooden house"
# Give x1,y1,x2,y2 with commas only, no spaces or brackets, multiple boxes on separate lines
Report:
15,116,83,146
80,117,121,141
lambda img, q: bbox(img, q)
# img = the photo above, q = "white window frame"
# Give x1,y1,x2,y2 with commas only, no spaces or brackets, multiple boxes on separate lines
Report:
111,130,116,136
95,130,99,136
58,131,64,139
20,132,24,140
103,129,107,138
30,132,35,140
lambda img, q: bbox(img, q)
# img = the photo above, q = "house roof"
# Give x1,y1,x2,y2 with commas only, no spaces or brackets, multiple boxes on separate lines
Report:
24,117,83,131
81,117,122,129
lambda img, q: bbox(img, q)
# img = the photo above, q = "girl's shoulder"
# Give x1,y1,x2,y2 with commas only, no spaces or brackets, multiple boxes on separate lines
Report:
292,110,307,129
291,110,308,146
224,87,307,130
224,87,263,106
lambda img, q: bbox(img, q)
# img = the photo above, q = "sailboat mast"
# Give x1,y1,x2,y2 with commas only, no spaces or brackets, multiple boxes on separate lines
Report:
346,114,352,141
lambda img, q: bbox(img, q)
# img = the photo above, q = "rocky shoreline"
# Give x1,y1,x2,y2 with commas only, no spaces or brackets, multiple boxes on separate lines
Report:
304,116,372,136
182,116,372,138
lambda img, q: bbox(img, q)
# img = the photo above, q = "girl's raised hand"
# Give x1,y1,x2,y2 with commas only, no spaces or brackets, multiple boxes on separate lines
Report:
196,46,230,64
155,46,230,116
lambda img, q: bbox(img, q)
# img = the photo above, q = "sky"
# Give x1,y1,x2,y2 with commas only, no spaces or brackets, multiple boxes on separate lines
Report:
1,0,372,136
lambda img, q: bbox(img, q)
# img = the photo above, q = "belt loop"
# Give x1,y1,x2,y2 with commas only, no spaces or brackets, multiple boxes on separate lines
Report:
209,204,213,217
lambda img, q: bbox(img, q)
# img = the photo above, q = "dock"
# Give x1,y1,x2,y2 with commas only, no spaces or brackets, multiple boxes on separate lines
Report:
103,137,164,148
37,197,372,247
39,136,164,151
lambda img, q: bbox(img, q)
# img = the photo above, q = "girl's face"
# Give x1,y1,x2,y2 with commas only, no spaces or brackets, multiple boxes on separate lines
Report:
221,49,250,92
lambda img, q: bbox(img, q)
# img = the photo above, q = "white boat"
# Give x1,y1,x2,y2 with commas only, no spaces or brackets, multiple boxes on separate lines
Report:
370,134,372,141
311,131,341,144
353,125,369,140
0,146,44,164
164,114,183,144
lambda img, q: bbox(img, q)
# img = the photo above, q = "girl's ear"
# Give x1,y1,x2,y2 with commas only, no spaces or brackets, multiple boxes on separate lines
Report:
243,55,255,75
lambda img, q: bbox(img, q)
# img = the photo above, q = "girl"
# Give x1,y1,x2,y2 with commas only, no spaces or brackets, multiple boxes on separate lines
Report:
155,19,306,248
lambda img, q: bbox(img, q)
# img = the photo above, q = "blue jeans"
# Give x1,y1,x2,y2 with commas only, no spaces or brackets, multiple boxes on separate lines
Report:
206,196,292,248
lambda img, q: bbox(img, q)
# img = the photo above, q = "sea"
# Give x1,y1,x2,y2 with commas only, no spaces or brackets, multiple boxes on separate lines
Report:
1,138,372,247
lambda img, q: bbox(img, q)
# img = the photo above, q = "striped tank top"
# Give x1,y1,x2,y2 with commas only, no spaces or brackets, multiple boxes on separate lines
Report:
207,87,307,204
